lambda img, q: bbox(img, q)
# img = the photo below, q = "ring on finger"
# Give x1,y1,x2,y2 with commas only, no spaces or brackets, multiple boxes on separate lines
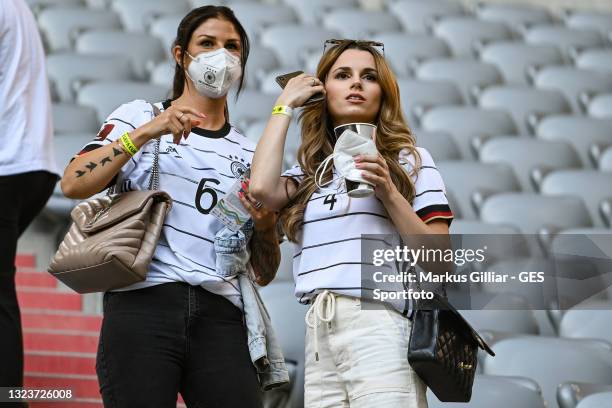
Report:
178,112,185,121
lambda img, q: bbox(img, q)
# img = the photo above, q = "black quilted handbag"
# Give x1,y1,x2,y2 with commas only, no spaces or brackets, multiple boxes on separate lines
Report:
408,293,495,402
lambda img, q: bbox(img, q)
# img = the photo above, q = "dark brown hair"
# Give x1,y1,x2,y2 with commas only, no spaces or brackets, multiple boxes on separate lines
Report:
171,6,250,99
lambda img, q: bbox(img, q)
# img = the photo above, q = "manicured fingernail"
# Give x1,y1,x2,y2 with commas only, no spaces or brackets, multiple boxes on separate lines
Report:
199,113,207,118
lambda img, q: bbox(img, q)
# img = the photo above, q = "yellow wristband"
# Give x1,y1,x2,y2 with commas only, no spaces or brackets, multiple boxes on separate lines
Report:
119,132,139,156
272,105,293,118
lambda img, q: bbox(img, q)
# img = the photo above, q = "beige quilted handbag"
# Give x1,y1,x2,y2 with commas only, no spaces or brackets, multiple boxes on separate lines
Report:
48,106,172,293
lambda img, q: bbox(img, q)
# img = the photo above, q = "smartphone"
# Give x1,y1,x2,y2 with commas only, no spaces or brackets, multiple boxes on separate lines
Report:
275,70,325,106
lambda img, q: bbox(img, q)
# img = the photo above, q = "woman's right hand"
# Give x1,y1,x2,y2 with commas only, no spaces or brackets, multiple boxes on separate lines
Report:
139,105,207,144
276,73,325,109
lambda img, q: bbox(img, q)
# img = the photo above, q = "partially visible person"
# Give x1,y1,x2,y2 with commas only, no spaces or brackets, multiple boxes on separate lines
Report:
0,0,59,399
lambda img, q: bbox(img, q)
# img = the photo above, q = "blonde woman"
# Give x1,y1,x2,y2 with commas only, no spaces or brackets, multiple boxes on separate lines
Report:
250,39,454,407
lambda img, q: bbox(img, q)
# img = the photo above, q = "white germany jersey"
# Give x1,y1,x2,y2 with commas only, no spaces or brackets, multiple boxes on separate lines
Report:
77,99,255,309
281,147,453,315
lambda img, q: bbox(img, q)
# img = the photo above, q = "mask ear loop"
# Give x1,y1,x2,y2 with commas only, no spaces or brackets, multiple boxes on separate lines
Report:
314,153,343,193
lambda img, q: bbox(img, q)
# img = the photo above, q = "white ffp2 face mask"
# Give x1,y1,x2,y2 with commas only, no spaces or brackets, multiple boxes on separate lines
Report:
185,48,241,99
314,129,378,196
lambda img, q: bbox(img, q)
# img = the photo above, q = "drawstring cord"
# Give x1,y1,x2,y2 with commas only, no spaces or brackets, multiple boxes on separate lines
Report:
314,154,343,193
305,290,336,362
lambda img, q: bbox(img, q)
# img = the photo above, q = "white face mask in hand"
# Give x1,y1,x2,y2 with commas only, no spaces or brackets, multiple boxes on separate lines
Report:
314,129,378,197
185,48,241,99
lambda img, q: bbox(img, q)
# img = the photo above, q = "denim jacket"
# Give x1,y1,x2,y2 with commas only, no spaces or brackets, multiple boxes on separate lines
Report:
214,220,290,391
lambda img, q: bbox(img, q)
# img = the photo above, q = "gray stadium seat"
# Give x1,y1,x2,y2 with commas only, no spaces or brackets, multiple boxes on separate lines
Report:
282,0,358,25
27,0,83,12
75,30,166,81
559,301,612,344
432,17,513,58
462,309,540,335
416,59,503,103
230,3,297,39
478,86,572,135
37,6,121,52
111,0,189,33
76,81,170,123
275,240,295,283
413,129,462,161
244,119,300,167
44,133,95,220
46,53,133,103
587,93,612,119
482,336,612,408
531,66,612,113
323,9,401,38
601,147,612,171
149,14,182,58
420,106,517,159
244,45,280,90
226,90,278,130
479,138,582,192
397,79,464,127
259,69,298,95
449,219,522,235
389,0,465,34
564,11,612,36
258,282,307,408
558,383,612,408
52,103,99,135
480,193,593,234
259,25,339,68
576,392,612,408
437,161,521,220
479,42,564,85
427,375,546,408
576,48,612,75
372,33,451,77
475,3,552,31
523,25,604,58
541,170,612,227
150,60,174,88
536,115,612,168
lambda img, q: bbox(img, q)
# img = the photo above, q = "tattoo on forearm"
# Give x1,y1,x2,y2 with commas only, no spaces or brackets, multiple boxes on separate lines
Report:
250,229,281,284
74,143,125,178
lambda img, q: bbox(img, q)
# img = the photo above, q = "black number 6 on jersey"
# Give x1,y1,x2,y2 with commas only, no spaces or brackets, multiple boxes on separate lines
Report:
195,177,220,214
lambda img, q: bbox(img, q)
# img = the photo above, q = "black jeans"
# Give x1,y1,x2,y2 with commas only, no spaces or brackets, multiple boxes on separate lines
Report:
0,171,56,393
96,282,263,408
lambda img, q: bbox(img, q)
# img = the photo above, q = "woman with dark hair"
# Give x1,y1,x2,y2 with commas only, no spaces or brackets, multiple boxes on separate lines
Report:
250,39,454,407
61,6,279,407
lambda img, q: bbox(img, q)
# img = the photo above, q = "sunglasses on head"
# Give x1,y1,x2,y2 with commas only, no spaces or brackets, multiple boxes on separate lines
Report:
323,39,385,56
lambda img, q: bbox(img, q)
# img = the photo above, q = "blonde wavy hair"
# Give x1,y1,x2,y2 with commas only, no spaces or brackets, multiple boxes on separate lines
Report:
281,40,422,242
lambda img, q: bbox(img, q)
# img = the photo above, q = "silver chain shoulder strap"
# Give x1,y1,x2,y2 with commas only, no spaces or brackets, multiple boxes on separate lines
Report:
147,103,162,191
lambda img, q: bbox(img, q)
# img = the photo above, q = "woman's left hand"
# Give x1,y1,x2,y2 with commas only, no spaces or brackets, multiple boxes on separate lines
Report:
354,154,399,203
238,179,278,232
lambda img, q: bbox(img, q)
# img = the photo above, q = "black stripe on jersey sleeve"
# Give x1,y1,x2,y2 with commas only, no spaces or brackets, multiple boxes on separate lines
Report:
107,118,136,129
415,204,454,226
301,211,388,226
414,189,444,198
